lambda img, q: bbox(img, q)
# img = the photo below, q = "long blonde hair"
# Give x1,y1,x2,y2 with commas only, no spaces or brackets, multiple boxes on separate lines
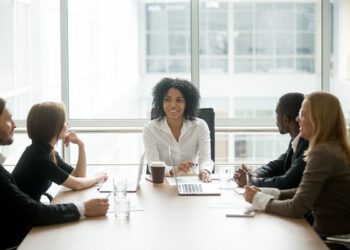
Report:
304,91,350,162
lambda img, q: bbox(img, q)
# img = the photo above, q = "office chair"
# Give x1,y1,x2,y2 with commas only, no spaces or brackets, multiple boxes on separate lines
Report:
197,108,215,164
147,108,215,173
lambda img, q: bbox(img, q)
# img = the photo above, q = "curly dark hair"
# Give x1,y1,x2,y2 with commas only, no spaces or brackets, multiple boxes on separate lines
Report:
152,78,200,121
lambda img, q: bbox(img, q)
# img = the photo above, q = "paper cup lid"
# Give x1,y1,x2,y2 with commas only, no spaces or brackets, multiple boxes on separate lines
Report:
150,161,166,167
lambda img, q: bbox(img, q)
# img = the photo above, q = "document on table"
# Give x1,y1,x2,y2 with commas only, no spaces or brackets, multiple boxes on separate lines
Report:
207,199,252,210
233,186,245,194
166,176,202,186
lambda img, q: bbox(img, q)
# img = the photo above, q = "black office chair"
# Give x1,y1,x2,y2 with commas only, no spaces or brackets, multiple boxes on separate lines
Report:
197,108,215,164
147,108,215,173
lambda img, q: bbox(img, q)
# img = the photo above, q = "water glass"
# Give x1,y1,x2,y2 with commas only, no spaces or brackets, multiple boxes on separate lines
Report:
113,176,127,197
219,167,234,189
114,195,130,218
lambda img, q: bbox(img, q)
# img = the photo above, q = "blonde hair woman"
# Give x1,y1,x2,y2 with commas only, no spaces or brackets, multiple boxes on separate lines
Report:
244,92,350,238
12,102,107,201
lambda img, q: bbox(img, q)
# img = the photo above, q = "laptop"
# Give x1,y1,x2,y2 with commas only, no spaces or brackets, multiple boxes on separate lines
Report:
98,153,145,193
173,167,221,196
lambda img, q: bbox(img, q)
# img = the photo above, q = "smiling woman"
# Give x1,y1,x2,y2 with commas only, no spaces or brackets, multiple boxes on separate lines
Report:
296,99,314,140
244,91,350,240
143,78,214,182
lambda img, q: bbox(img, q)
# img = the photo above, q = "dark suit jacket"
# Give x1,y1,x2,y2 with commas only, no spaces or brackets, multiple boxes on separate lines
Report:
250,137,309,189
0,165,80,249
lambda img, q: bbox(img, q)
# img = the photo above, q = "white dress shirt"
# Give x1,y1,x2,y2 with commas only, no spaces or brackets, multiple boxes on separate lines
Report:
291,133,301,153
143,117,214,175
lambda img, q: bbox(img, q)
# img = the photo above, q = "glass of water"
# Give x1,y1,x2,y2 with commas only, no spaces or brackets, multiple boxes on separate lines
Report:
219,167,234,189
113,176,127,197
114,195,130,218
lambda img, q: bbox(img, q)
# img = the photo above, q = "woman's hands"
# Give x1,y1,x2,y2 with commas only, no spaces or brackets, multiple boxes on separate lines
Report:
173,161,195,176
243,186,261,203
94,172,108,184
174,161,211,182
199,169,211,182
64,131,84,147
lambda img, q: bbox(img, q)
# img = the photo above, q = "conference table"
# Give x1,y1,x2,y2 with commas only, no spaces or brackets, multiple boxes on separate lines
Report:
18,165,328,250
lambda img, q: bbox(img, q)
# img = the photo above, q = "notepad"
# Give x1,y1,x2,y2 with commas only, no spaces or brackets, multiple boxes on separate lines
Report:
226,209,255,217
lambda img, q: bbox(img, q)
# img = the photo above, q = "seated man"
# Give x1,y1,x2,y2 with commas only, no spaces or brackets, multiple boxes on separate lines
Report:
0,97,109,249
234,93,309,189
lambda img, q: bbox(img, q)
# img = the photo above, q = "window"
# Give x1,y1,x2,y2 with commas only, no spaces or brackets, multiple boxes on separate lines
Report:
0,0,61,120
330,0,350,119
199,0,321,121
145,2,191,74
2,0,346,167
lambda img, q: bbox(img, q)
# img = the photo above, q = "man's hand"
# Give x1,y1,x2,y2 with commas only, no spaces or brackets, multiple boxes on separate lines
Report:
84,198,109,217
233,164,257,187
233,168,248,187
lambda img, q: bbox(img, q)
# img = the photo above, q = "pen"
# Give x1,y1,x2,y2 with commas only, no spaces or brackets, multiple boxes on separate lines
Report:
242,165,257,177
245,171,250,186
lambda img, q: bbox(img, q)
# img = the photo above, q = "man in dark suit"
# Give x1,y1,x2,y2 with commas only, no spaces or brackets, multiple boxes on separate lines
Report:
0,97,109,249
234,93,309,189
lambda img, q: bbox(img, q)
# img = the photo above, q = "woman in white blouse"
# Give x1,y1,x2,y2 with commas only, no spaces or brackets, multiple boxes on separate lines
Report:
143,78,214,182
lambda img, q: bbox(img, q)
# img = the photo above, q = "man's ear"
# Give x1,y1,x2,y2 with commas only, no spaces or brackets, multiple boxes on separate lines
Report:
282,114,291,126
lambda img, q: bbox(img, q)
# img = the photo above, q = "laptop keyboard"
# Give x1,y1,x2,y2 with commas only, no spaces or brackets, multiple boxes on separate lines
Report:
180,183,203,193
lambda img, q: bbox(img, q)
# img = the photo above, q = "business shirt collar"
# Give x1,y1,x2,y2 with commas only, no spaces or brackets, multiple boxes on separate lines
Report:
0,152,6,165
159,117,194,136
291,133,301,153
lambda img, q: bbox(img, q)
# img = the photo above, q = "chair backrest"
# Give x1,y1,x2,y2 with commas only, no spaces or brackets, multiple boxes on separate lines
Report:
197,108,215,163
148,108,215,173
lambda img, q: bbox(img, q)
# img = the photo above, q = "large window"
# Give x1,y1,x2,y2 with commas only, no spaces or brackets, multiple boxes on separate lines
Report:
68,0,191,119
1,0,347,167
146,2,191,73
199,0,321,120
0,0,61,120
330,0,350,119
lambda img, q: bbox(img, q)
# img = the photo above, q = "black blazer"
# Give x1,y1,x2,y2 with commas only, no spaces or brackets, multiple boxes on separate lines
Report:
251,137,309,189
0,165,80,249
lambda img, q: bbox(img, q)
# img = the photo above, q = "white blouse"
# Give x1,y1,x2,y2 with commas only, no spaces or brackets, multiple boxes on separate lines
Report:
143,117,214,175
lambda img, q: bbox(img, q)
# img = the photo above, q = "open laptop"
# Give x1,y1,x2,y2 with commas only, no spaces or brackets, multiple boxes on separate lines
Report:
98,153,145,193
173,167,221,196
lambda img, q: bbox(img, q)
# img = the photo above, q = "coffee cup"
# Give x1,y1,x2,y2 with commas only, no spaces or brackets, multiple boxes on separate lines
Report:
150,161,166,184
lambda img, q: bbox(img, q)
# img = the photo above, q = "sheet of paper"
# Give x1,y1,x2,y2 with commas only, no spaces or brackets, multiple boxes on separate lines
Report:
233,186,245,194
207,198,252,210
166,176,202,186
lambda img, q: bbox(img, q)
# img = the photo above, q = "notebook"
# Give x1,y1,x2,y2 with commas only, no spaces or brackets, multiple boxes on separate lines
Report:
98,153,145,193
173,167,221,196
